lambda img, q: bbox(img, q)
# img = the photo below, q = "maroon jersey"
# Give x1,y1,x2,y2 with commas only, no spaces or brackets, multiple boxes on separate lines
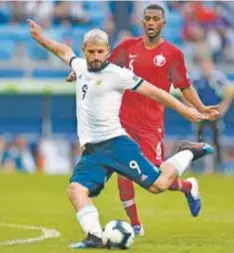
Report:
109,37,191,132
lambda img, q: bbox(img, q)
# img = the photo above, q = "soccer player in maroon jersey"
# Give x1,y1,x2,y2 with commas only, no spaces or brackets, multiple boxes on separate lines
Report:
67,4,219,236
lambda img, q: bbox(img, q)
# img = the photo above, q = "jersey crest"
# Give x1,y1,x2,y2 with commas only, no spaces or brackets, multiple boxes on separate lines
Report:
154,54,166,67
95,80,102,86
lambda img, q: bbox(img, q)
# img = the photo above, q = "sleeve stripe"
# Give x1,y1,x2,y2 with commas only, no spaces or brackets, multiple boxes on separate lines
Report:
131,78,144,91
69,56,77,67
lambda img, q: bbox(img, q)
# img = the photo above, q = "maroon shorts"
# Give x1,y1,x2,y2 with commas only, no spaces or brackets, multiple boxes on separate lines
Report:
126,127,164,166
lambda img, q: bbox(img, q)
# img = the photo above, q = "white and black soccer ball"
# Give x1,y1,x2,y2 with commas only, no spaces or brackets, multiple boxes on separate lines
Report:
102,220,135,249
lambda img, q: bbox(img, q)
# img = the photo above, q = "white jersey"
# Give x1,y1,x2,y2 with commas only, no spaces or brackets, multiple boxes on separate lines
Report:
70,57,144,146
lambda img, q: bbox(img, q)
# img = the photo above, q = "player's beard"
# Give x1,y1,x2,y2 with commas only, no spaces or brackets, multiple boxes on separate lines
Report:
88,60,104,72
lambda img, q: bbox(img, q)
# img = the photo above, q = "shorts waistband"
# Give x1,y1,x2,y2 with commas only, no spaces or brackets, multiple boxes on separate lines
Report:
84,136,124,154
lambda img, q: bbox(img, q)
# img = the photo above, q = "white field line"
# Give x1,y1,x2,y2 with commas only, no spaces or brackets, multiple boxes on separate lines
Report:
0,223,60,246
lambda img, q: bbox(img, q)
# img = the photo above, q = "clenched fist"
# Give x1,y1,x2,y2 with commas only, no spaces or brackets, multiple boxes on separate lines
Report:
66,71,77,82
201,105,220,120
183,107,207,123
27,19,42,39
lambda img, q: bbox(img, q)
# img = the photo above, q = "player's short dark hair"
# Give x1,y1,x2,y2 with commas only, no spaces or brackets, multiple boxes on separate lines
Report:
144,4,165,18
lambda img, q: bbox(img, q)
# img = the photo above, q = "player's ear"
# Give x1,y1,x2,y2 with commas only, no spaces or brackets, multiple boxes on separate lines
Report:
106,45,110,57
160,19,166,29
82,44,85,53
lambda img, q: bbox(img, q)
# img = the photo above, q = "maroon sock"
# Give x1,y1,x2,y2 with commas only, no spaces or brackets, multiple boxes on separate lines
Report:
117,175,141,226
169,178,192,193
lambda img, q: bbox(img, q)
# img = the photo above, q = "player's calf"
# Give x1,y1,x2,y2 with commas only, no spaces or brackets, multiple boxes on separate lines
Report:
148,148,197,193
148,141,214,194
67,182,103,241
148,162,177,193
67,182,91,211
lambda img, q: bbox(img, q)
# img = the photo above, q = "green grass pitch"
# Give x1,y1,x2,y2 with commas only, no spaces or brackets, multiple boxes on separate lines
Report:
0,173,234,253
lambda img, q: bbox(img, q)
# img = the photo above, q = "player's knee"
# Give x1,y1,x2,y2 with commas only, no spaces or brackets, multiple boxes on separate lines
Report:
148,181,167,193
160,162,177,183
149,164,177,193
148,184,162,194
67,182,87,200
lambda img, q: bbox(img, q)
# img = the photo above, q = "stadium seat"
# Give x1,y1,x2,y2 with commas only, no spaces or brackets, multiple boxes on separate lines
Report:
165,12,183,45
224,101,234,135
0,94,43,134
165,108,192,136
72,27,89,39
0,7,11,24
163,28,183,46
226,73,234,81
0,39,15,60
88,9,105,27
26,40,49,60
167,12,183,27
32,69,70,78
85,1,106,11
0,119,42,134
0,25,30,41
71,39,82,56
131,24,142,37
50,95,76,134
0,69,25,78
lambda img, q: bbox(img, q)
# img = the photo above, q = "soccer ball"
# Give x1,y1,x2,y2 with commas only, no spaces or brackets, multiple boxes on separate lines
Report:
102,220,135,249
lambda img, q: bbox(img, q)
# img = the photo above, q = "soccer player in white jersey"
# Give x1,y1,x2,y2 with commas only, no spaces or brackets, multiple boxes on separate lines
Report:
28,19,214,249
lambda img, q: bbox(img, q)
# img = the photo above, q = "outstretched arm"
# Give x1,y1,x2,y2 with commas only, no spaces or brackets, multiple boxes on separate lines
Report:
135,81,207,122
170,49,219,120
27,19,74,65
181,85,219,120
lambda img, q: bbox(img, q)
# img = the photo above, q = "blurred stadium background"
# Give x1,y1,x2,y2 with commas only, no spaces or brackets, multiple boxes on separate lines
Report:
0,2,234,253
0,0,234,175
